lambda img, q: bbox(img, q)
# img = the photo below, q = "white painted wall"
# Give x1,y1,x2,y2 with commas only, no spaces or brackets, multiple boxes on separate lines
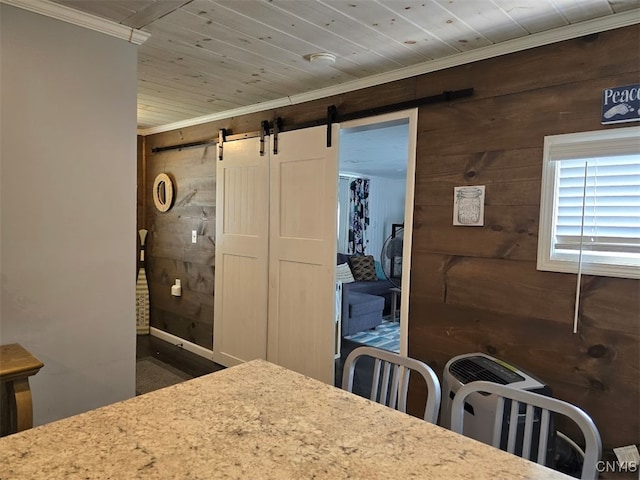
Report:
0,5,137,425
366,176,406,261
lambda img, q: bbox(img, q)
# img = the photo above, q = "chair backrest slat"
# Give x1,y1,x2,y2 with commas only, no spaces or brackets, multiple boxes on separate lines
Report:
370,359,382,402
342,346,441,424
379,362,392,406
388,364,401,410
492,397,504,448
506,400,519,454
399,366,410,413
521,404,535,459
537,409,550,464
449,380,602,480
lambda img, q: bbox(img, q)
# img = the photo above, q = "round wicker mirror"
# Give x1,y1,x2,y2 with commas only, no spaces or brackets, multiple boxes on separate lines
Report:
152,173,174,212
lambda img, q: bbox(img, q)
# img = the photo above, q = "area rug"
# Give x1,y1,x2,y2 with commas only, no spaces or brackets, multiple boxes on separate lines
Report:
343,319,400,353
136,357,193,395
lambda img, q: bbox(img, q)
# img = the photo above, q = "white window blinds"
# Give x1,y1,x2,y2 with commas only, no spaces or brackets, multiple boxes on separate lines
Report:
556,156,640,255
538,126,640,279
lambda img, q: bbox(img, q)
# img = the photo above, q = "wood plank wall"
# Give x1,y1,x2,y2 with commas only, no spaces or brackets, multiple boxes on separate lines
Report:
141,143,217,349
408,26,639,453
140,26,639,450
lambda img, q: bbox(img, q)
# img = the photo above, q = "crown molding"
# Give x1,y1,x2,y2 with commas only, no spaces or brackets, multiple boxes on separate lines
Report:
138,9,639,136
1,0,150,45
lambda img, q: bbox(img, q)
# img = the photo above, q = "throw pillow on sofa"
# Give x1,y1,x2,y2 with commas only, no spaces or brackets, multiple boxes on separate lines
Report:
336,263,355,283
349,255,377,281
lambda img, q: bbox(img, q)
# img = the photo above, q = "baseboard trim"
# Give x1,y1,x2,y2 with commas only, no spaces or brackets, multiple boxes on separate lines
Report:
149,327,213,361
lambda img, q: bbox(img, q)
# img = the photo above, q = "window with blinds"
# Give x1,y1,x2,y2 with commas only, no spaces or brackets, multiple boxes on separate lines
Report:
537,126,640,279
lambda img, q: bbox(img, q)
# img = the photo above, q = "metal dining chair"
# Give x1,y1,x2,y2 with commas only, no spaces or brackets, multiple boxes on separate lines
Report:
341,346,441,424
450,380,602,480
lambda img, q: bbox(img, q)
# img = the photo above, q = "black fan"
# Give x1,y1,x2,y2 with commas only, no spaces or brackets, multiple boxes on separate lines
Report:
380,224,403,288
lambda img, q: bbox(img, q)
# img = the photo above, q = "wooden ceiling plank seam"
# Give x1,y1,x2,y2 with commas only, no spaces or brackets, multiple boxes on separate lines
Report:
137,102,235,120
270,0,436,62
192,0,430,63
141,53,366,100
122,0,192,29
140,34,313,89
138,67,306,104
276,0,459,56
137,105,191,119
137,86,242,113
377,0,495,51
611,0,640,14
431,0,530,43
140,40,350,96
316,0,439,58
155,7,321,71
542,0,571,24
137,101,215,118
139,65,349,105
320,0,461,57
186,4,433,71
155,8,377,79
137,94,240,116
183,0,434,66
490,0,570,34
139,43,304,90
137,65,317,111
202,0,375,60
138,106,214,122
137,72,282,107
547,0,614,23
148,20,374,82
137,72,285,108
138,114,190,130
212,0,409,67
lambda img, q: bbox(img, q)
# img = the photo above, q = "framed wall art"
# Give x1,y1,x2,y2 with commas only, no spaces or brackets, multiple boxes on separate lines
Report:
453,186,485,226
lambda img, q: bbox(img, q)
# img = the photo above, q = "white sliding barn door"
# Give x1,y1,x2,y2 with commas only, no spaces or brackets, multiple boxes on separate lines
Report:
213,137,269,366
267,126,339,384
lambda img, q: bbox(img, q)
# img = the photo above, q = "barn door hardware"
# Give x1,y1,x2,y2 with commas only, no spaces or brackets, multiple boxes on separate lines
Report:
217,128,227,161
259,120,270,156
272,117,283,155
150,88,473,154
341,88,473,122
151,139,216,154
326,105,338,147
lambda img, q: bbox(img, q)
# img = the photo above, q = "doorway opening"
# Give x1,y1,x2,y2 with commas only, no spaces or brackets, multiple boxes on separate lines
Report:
334,109,418,388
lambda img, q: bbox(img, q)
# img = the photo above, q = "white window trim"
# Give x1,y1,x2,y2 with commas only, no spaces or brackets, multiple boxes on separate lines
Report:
537,126,640,280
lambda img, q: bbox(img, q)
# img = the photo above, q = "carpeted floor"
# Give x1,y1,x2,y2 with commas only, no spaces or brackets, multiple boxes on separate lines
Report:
136,356,193,395
343,319,400,353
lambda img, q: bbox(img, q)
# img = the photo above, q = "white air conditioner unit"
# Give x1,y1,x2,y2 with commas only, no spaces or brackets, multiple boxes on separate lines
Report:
440,353,554,463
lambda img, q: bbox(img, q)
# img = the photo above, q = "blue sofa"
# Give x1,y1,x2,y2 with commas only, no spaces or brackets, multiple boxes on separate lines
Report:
337,253,393,336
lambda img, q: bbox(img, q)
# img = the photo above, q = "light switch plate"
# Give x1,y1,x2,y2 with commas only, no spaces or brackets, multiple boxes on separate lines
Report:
191,230,197,243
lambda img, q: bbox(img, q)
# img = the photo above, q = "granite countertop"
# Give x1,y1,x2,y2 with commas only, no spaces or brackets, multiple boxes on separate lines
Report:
0,359,572,479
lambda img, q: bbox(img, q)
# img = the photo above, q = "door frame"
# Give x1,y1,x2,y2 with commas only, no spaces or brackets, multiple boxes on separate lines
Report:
339,108,417,356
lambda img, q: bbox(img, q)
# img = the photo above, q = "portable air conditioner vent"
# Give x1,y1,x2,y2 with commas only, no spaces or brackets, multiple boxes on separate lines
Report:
441,353,550,433
449,356,525,385
442,353,582,475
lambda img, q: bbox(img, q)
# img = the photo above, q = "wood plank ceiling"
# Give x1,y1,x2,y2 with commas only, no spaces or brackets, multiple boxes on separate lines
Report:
51,0,640,132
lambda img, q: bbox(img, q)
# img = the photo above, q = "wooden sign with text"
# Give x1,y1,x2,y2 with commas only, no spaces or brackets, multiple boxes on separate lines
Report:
602,84,640,124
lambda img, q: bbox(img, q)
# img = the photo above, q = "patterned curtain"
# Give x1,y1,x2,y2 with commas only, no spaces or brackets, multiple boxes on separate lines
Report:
348,178,370,254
